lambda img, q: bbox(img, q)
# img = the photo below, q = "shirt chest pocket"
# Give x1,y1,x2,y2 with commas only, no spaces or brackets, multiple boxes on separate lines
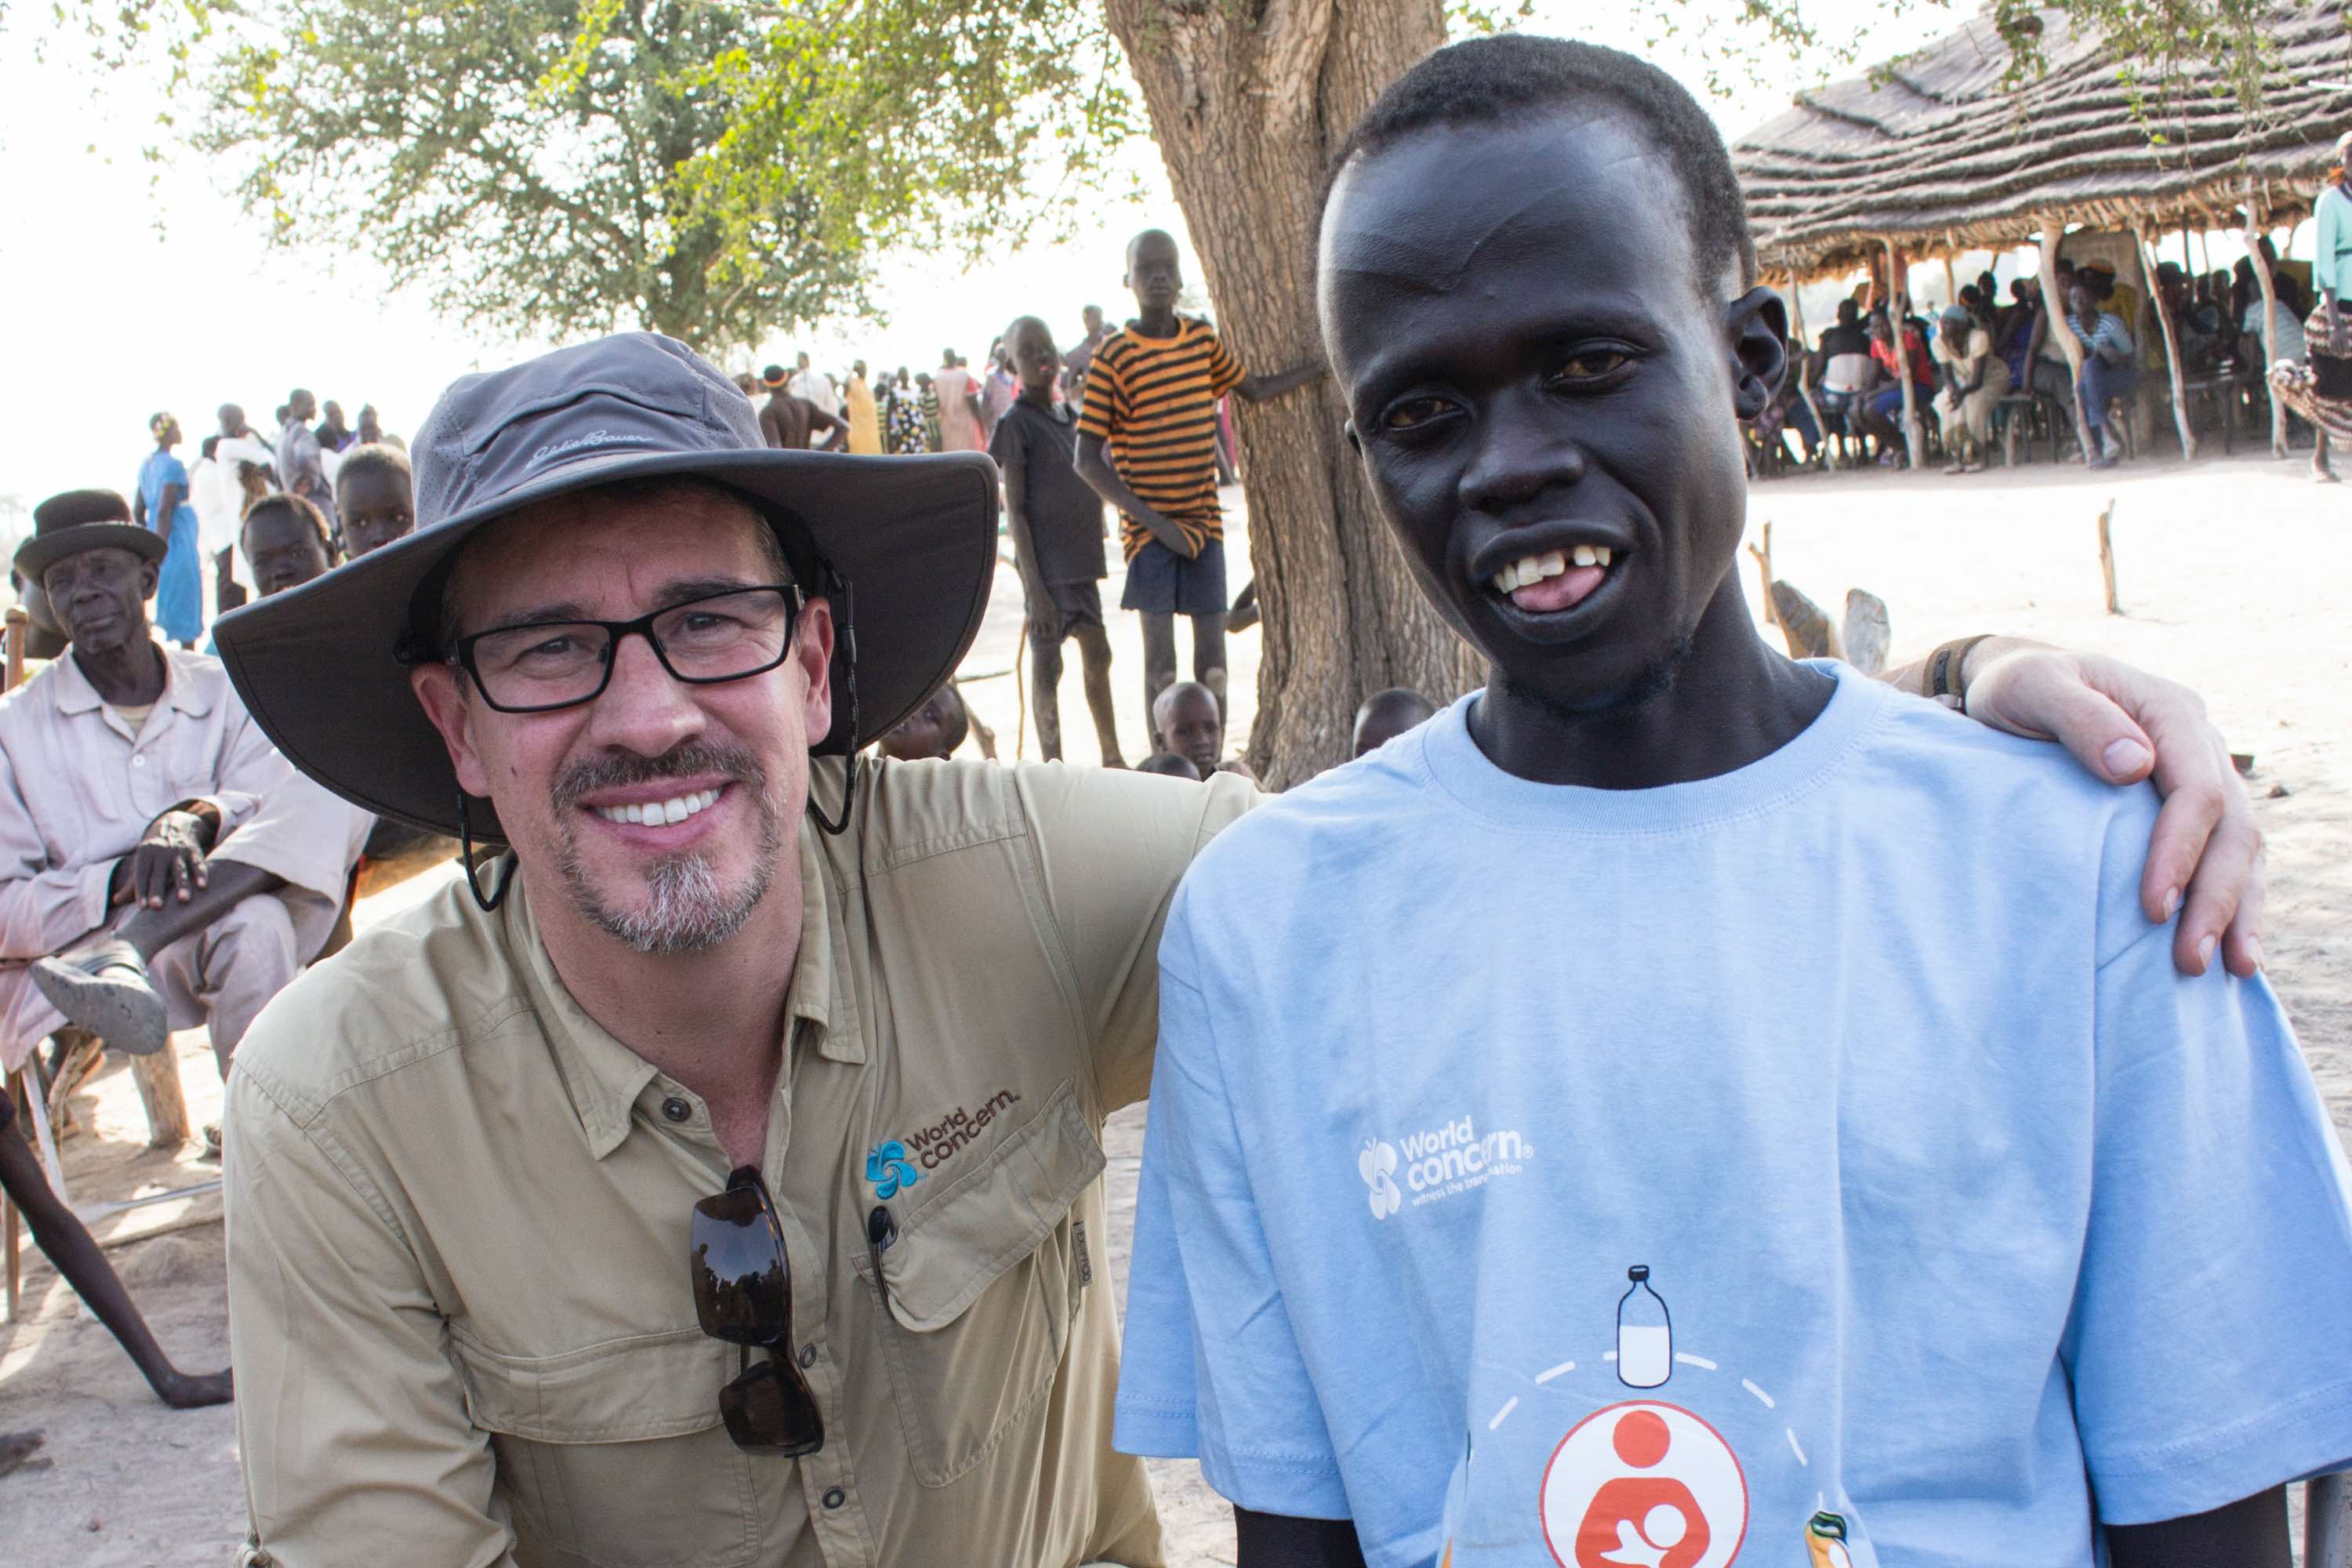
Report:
448,1327,764,1568
855,1083,1106,1488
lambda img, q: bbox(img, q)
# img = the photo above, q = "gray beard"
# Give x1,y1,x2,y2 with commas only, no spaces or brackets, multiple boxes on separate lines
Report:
549,741,785,956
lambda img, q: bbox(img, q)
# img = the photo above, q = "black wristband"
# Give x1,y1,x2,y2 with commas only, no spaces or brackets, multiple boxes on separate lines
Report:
1928,634,1995,706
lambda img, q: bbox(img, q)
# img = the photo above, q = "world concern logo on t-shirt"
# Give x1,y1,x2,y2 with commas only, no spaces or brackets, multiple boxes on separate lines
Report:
1357,1111,1534,1220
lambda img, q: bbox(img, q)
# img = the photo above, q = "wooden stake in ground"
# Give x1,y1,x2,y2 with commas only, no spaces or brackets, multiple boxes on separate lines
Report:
130,1046,191,1151
1769,580,1840,660
1884,238,1925,471
2097,499,2122,615
1841,589,1891,677
1748,521,1777,626
2038,219,2092,467
1013,636,1028,761
2136,227,2198,460
2245,187,2290,459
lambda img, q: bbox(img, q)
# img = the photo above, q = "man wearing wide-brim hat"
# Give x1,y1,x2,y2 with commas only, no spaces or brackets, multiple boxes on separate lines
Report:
0,488,368,1093
212,332,2266,1568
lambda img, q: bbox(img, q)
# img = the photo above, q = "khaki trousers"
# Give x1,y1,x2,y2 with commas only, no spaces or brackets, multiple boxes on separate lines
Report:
0,891,303,1076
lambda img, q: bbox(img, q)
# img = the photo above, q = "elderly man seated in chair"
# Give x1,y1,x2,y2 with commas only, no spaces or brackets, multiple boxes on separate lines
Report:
0,490,368,1112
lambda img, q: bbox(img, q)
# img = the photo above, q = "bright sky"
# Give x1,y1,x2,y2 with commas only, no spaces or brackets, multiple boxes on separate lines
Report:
0,0,2286,536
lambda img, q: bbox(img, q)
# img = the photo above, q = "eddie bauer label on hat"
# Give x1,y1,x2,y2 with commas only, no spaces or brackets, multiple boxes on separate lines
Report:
528,428,659,468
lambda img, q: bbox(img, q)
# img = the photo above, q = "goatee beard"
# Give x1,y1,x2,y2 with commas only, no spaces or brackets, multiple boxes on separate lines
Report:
550,739,785,955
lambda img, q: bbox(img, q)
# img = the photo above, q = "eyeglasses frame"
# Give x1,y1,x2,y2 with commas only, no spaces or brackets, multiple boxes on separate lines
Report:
449,582,805,714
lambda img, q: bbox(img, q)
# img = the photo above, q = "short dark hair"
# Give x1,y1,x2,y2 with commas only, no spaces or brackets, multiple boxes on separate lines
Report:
334,441,412,496
242,492,337,561
1835,298,1860,326
1135,751,1202,780
1323,34,1755,293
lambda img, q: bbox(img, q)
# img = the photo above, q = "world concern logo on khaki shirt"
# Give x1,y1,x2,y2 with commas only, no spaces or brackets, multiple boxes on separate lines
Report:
864,1088,1024,1199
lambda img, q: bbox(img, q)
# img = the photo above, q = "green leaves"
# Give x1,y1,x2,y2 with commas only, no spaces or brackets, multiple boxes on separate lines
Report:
172,0,1132,354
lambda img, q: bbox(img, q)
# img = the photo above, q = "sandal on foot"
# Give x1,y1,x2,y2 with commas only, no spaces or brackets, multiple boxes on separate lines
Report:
31,937,168,1057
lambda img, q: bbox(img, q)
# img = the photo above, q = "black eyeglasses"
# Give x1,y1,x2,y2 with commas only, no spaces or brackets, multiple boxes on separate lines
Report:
453,584,804,713
689,1165,825,1454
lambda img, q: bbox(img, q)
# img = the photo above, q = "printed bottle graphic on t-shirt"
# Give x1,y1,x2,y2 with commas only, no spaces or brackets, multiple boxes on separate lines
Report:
1806,1511,1856,1568
1615,1266,1672,1388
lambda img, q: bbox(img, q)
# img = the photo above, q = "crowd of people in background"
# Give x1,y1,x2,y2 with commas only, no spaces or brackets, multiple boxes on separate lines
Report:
738,234,1337,773
1759,226,2347,481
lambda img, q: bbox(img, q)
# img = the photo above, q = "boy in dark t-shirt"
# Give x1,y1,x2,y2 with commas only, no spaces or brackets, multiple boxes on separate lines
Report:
1074,228,1321,752
993,315,1123,765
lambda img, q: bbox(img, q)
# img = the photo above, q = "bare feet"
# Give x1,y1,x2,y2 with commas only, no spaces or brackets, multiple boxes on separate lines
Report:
0,1429,46,1479
152,1367,234,1410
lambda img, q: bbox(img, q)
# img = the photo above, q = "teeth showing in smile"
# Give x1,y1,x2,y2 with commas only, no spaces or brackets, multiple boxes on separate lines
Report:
1492,546,1613,593
591,787,723,827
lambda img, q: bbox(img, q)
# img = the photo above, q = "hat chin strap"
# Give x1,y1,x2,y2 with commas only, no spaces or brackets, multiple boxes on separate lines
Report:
804,662,859,838
805,576,858,839
459,794,519,913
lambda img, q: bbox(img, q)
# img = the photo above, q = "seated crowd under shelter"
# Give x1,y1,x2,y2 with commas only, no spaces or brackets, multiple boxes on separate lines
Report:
1759,221,2351,478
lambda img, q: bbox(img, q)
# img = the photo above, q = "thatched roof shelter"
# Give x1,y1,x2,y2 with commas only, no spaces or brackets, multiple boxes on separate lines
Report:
1734,2,2352,281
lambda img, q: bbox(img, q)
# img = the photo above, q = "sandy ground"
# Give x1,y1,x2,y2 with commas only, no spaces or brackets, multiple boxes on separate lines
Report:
2,451,2345,1564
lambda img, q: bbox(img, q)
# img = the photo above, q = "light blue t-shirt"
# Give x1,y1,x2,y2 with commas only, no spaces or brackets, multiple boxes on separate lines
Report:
1116,662,2352,1568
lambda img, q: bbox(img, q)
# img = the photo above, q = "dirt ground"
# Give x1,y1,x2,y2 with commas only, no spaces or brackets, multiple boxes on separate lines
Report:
1,451,2344,1565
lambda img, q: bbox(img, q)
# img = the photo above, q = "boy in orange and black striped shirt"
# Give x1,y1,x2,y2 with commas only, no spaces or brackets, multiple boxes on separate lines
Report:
1076,228,1321,750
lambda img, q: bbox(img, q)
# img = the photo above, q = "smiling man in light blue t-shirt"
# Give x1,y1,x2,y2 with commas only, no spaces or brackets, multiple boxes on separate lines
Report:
1113,37,2352,1568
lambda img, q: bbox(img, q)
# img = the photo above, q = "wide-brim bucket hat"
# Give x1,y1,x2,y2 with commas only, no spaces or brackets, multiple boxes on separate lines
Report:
212,332,998,844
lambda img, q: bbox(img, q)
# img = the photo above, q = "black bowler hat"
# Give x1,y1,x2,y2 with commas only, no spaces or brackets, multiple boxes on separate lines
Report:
212,332,998,843
15,490,167,582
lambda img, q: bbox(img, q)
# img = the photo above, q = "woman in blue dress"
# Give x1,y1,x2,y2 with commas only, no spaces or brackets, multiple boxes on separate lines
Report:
134,412,205,646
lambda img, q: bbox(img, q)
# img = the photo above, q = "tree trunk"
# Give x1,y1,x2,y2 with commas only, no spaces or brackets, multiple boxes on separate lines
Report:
1101,0,1479,786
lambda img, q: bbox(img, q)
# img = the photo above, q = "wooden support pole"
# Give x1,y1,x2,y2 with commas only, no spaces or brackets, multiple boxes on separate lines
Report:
2136,226,2199,460
2038,219,2092,466
1884,237,1925,470
1943,255,1959,307
1748,521,1777,626
2245,187,2289,458
2097,499,2122,615
1783,275,1835,471
3,1071,19,1321
131,1049,191,1151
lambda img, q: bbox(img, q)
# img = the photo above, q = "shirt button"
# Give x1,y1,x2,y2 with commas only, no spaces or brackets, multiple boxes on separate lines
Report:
132,756,146,766
798,1343,818,1369
822,1487,846,1510
660,1096,691,1123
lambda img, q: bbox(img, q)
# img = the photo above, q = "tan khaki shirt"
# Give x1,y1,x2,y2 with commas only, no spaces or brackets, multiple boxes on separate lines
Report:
225,757,1251,1568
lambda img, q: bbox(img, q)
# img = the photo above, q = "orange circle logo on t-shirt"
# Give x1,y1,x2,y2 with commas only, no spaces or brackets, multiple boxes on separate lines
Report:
1538,1402,1748,1568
